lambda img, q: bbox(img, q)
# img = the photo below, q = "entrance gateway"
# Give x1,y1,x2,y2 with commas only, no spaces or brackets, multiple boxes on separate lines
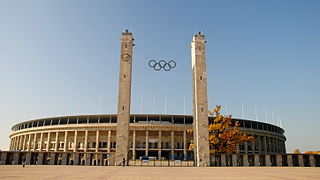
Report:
114,30,210,167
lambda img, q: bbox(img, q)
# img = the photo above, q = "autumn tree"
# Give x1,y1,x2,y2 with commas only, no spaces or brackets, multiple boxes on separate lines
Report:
208,105,254,153
293,149,301,154
189,105,254,154
305,151,320,154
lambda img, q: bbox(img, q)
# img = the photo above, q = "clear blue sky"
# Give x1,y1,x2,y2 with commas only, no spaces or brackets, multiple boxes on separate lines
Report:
1,0,319,152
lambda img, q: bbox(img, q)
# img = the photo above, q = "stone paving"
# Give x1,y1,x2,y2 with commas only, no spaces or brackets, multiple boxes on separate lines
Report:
0,165,319,180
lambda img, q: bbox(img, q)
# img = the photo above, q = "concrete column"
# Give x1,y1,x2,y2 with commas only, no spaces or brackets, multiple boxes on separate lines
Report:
10,137,15,150
244,141,248,153
252,134,255,153
107,130,111,153
265,154,271,166
298,155,304,167
25,152,31,165
27,134,32,150
39,133,44,151
10,138,14,150
264,136,267,153
15,137,19,150
37,153,44,165
63,131,68,152
257,135,262,153
158,130,162,160
16,137,19,150
145,130,149,157
183,130,187,156
11,137,15,150
16,136,20,150
132,130,136,160
85,154,91,166
171,131,174,157
254,154,260,166
9,138,13,151
96,130,100,152
287,154,293,166
55,132,59,152
221,155,226,167
309,155,316,167
73,131,78,152
74,153,79,165
272,137,275,153
18,136,22,150
61,153,67,165
33,133,37,150
12,153,19,165
84,130,88,152
243,154,249,166
22,134,27,151
0,153,7,165
18,135,23,150
46,132,51,151
232,154,237,166
49,153,55,165
12,137,17,150
276,154,282,166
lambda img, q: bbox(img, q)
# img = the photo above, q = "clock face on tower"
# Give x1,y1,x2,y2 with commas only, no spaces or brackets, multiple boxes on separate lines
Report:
121,53,131,62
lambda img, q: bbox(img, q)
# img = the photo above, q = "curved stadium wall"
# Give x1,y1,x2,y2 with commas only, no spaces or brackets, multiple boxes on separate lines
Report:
9,114,286,160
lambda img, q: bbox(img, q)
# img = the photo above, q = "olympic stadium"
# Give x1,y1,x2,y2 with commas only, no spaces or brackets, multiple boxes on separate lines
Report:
6,30,312,167
9,114,286,160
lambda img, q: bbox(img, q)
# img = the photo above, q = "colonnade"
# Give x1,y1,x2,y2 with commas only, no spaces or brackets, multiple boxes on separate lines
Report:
10,130,286,159
10,130,114,153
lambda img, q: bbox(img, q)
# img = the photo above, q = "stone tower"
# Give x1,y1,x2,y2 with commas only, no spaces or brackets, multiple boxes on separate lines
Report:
191,32,210,167
115,30,134,165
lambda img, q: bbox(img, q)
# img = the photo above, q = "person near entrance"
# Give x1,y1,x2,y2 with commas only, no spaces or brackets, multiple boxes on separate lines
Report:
122,158,125,167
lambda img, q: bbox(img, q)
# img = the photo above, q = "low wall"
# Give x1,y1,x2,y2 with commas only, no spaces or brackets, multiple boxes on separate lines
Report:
0,151,114,166
1,151,319,167
210,154,320,167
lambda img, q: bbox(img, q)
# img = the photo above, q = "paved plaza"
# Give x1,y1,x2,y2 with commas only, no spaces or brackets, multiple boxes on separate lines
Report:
0,166,319,180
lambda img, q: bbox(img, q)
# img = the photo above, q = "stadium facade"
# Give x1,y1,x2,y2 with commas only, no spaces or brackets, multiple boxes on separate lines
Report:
5,30,304,167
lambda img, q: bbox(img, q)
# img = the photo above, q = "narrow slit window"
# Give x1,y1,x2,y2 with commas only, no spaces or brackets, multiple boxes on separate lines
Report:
200,76,202,80
122,106,125,111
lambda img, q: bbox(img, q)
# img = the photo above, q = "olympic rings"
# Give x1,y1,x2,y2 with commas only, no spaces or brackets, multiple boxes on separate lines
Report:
148,60,176,71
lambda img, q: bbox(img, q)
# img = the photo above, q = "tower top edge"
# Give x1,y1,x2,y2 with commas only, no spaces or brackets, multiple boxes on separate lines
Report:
122,29,133,35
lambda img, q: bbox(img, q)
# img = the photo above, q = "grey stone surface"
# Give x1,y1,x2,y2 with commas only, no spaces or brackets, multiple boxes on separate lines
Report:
191,33,210,167
115,31,134,166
